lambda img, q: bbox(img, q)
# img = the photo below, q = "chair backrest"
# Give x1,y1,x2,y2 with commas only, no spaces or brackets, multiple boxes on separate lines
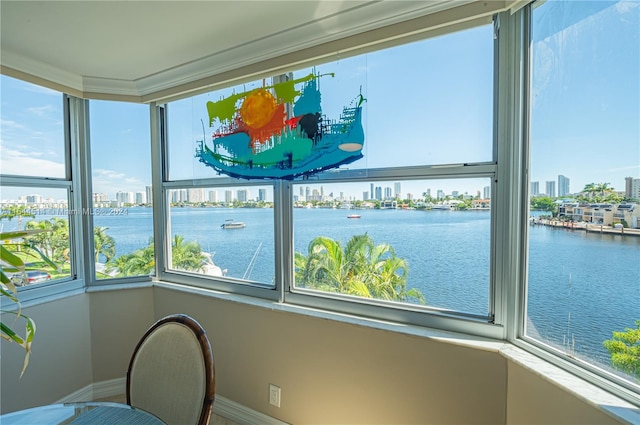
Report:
126,314,215,425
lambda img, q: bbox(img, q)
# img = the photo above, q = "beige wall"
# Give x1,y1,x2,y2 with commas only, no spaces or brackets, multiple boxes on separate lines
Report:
1,286,629,424
1,294,92,412
153,287,507,424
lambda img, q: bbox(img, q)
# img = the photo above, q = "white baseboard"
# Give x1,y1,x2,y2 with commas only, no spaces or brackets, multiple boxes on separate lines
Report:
58,378,289,425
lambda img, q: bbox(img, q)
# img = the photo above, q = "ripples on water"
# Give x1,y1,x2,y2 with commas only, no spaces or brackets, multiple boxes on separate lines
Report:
95,207,639,371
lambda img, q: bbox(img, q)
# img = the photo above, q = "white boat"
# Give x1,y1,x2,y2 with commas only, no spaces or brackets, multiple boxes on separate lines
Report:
221,219,246,229
347,214,361,219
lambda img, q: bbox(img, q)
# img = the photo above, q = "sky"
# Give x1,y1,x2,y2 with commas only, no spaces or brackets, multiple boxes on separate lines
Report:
1,0,638,202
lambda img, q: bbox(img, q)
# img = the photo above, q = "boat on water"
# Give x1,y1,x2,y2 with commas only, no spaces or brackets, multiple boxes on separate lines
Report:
221,219,246,229
196,72,365,180
347,214,361,219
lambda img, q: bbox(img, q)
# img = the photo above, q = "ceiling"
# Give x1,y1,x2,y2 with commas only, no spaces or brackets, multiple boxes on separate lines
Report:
1,1,512,102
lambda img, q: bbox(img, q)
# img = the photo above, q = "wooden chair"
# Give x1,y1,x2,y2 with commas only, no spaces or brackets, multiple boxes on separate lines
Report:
126,314,215,425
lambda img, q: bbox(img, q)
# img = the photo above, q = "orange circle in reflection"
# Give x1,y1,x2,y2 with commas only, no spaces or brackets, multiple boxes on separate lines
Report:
240,89,277,129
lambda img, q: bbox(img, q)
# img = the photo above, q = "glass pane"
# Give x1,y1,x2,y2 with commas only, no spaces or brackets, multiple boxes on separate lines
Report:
293,178,491,314
300,24,494,169
89,100,153,279
167,186,275,286
0,187,72,285
0,75,66,178
527,0,640,387
167,24,493,182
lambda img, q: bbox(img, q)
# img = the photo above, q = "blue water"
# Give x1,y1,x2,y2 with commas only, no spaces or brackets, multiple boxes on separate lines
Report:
80,207,640,370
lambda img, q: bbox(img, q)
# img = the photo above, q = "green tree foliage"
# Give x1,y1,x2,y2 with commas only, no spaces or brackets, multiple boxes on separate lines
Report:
603,320,640,379
94,226,116,263
530,196,557,213
24,218,69,271
295,234,425,304
0,205,35,231
108,235,207,277
578,182,620,203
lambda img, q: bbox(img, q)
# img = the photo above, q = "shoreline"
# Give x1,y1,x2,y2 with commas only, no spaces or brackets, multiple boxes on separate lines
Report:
529,217,640,237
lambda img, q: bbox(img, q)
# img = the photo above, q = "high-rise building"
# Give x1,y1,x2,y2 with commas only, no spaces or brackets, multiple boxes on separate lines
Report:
237,189,248,202
558,175,570,197
363,191,369,201
530,181,539,196
135,192,145,204
545,181,556,198
145,185,153,205
437,189,444,199
375,186,382,200
394,182,401,199
258,189,266,202
188,188,204,203
452,190,459,198
384,187,392,199
627,177,640,200
225,190,233,203
208,190,218,202
483,186,491,199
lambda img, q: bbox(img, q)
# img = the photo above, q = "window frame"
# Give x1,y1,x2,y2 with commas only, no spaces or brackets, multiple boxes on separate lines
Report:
512,1,640,404
0,93,88,303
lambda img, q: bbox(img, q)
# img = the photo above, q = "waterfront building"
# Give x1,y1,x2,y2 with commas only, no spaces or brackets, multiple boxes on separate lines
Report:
626,176,640,200
237,189,248,202
472,199,491,209
145,185,153,205
188,188,205,203
374,186,382,200
558,175,570,197
394,182,401,199
208,190,218,202
483,186,491,199
224,190,233,203
530,181,539,196
437,189,445,199
135,192,146,204
545,180,556,198
258,189,266,202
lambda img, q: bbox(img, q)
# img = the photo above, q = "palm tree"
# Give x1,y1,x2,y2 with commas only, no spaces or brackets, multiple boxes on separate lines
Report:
0,205,35,231
108,235,206,277
295,234,425,304
94,227,116,263
170,234,207,272
109,243,155,277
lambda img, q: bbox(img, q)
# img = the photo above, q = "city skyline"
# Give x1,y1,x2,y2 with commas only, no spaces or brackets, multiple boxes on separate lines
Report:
4,174,640,206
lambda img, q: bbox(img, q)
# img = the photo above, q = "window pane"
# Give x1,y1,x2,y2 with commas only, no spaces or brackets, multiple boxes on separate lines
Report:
167,186,275,286
0,75,66,178
167,24,493,182
298,24,493,169
293,179,491,315
167,80,264,181
89,101,153,279
0,187,72,285
527,0,640,387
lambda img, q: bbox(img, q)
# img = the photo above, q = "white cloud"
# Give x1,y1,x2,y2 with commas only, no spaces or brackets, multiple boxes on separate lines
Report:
0,146,65,176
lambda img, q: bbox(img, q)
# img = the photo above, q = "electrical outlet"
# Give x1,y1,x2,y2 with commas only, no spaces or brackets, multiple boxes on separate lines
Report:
269,384,281,407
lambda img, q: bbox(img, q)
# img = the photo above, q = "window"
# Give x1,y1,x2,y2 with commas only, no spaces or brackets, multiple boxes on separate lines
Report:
526,0,640,392
166,185,275,286
160,22,497,325
0,76,74,287
89,100,153,280
292,178,492,317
